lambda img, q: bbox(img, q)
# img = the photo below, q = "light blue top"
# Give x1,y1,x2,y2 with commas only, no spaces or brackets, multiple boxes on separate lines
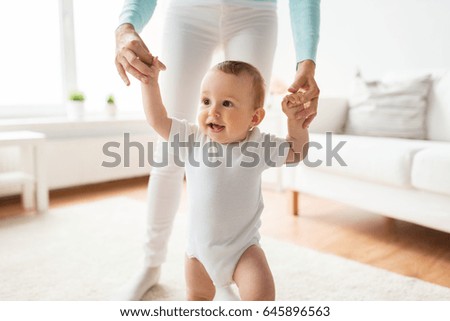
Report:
118,0,320,63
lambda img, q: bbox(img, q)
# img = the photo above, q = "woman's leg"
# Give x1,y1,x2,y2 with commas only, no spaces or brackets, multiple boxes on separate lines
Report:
222,3,278,90
118,4,220,300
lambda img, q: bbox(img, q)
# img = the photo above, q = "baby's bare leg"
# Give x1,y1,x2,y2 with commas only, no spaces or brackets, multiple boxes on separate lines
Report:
233,245,275,301
185,256,215,301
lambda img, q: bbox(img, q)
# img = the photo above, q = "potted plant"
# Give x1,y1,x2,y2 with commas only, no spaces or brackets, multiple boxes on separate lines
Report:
66,91,85,120
105,94,117,118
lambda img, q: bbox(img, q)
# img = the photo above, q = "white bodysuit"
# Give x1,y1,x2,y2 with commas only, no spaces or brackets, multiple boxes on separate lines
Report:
169,118,290,287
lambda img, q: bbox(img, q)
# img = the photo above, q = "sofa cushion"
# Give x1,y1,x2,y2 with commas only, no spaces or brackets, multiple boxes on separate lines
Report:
345,73,432,139
382,70,450,142
411,148,450,197
306,134,434,188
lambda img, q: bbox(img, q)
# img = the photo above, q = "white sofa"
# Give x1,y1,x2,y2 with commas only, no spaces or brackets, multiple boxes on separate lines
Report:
283,73,450,234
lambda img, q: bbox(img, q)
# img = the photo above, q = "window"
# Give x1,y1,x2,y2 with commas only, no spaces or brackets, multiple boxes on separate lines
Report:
73,0,126,114
73,0,166,115
0,0,63,117
0,0,166,119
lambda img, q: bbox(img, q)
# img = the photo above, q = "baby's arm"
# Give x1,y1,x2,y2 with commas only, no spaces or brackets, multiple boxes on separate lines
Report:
141,57,172,140
282,93,310,164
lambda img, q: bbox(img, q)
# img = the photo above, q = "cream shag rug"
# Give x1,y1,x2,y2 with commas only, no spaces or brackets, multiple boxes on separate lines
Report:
0,197,449,301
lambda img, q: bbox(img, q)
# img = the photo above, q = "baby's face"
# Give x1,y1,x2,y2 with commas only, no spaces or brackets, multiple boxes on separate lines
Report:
198,70,260,144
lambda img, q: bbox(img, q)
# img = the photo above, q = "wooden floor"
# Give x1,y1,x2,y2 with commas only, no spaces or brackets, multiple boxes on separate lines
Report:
1,176,449,288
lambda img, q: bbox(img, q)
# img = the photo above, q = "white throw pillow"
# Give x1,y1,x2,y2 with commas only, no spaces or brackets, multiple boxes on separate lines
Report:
345,72,432,139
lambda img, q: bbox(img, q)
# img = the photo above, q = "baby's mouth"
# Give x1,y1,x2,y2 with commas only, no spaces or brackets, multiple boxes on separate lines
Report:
207,123,225,133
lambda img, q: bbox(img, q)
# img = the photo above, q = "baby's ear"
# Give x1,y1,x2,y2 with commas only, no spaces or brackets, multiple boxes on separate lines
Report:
251,107,265,127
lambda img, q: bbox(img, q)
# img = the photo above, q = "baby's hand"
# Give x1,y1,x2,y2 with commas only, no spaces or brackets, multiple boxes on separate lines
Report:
145,56,164,82
282,92,307,122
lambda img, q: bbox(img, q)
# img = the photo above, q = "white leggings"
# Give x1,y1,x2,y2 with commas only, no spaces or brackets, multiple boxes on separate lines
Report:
145,1,278,267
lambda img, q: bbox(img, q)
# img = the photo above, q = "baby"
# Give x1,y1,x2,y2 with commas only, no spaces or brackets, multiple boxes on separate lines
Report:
142,59,309,301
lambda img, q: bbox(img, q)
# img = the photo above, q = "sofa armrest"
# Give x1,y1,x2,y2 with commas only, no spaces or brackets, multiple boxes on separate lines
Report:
309,97,348,134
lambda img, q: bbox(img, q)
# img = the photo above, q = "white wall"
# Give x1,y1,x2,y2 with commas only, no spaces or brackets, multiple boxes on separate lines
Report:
273,0,450,97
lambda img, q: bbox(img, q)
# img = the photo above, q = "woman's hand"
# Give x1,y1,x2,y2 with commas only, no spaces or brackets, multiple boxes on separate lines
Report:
288,60,320,128
115,23,166,86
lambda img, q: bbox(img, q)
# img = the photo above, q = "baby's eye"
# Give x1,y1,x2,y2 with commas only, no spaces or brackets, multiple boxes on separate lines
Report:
222,100,233,107
202,98,210,106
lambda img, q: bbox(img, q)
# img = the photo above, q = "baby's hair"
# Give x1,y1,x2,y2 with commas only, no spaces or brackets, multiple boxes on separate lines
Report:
213,61,265,109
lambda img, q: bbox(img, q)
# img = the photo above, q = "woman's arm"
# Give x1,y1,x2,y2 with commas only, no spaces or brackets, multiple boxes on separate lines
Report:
118,0,157,33
288,0,321,129
115,1,166,86
289,0,320,64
